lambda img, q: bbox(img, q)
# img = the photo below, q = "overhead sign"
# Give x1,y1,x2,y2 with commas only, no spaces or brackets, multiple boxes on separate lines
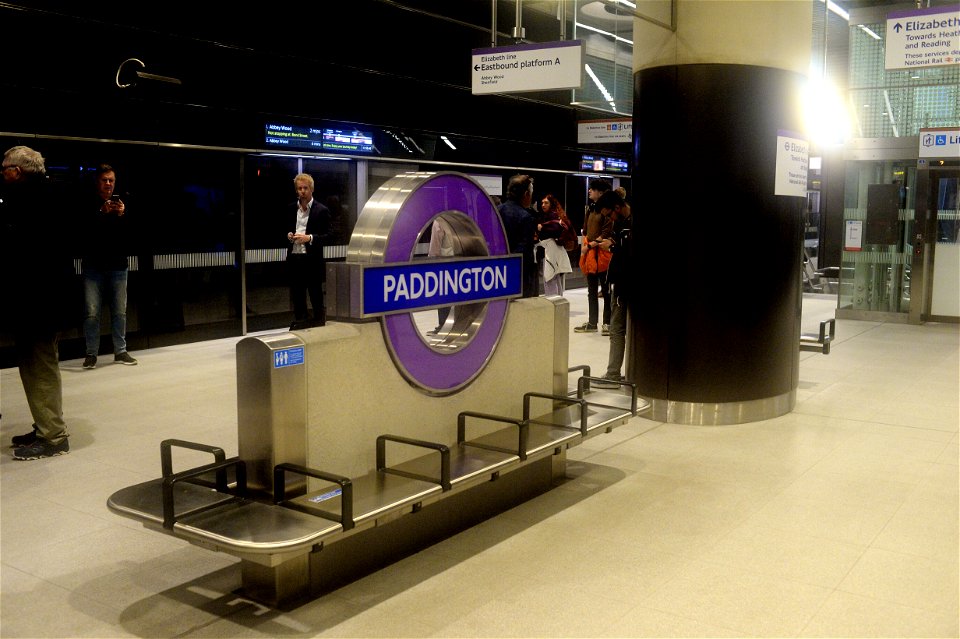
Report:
884,4,960,70
919,127,960,158
472,40,583,95
774,130,809,197
578,119,632,144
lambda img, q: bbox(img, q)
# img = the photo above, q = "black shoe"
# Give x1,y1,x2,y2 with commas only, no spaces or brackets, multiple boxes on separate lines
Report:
11,425,38,447
573,322,598,333
83,355,97,369
13,437,69,460
114,352,138,365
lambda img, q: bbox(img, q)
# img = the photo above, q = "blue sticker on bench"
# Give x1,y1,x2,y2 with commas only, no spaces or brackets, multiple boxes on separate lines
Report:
274,347,305,368
307,488,343,503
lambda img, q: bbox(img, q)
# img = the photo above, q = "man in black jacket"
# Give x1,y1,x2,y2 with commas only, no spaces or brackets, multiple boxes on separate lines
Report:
497,174,538,298
287,173,331,329
1,146,74,459
594,189,632,388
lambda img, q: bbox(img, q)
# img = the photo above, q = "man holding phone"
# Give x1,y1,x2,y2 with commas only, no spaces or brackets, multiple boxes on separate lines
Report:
81,164,137,368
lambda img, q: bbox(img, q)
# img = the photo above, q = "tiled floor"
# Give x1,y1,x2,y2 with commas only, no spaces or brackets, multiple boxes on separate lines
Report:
1,290,957,638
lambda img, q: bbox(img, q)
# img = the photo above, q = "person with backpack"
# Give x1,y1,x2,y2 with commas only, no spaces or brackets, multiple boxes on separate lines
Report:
537,193,573,296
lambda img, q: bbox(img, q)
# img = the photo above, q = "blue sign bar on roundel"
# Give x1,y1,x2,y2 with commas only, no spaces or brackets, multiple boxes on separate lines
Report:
362,255,522,315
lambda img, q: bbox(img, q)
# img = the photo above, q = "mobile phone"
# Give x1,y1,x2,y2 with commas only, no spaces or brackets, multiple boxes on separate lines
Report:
110,194,121,202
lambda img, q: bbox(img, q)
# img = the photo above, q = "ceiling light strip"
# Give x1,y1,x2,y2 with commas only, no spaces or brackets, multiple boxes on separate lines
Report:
575,21,634,46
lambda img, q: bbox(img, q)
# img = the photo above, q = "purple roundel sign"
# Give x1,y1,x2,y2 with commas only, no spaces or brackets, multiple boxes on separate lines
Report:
346,172,517,395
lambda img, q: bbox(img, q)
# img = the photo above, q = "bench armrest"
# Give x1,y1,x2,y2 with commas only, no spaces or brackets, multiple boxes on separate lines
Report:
577,377,640,414
274,463,354,530
458,411,528,461
162,457,246,529
377,434,451,491
161,439,228,491
819,318,836,342
523,392,588,435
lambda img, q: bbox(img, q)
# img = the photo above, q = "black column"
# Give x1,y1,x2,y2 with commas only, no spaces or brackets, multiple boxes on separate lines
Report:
628,61,807,423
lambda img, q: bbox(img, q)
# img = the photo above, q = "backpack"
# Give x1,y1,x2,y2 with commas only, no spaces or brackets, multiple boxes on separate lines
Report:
558,218,578,252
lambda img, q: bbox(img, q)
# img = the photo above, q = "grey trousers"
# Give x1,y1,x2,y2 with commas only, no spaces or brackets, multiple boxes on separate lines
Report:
15,332,68,444
604,296,627,379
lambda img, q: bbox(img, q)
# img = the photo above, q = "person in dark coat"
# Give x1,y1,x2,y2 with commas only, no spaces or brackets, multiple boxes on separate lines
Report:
594,189,633,387
1,146,75,459
497,174,538,298
286,173,331,329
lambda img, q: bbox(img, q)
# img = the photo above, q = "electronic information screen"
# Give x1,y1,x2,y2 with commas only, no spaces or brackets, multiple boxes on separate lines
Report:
265,124,375,154
579,154,629,174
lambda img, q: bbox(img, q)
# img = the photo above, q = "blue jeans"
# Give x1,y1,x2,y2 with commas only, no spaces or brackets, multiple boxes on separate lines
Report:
84,268,128,356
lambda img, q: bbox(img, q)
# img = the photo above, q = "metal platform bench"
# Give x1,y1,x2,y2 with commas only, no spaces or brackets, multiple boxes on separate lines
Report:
107,373,649,606
800,318,836,354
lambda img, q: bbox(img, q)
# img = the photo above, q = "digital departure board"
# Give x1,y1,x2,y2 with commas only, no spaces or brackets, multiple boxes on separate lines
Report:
579,154,629,174
265,123,375,154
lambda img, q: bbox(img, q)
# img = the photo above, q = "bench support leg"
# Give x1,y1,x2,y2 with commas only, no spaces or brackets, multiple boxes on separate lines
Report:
551,448,568,483
240,555,310,608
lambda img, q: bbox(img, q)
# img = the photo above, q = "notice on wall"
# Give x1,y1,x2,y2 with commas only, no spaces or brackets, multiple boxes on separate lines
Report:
469,174,503,196
774,131,809,197
845,220,864,252
885,4,960,70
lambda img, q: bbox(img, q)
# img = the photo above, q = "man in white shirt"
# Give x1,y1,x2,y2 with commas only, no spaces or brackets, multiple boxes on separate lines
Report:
286,173,331,329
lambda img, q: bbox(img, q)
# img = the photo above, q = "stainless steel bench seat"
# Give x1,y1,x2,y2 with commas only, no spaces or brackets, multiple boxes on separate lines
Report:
108,478,235,527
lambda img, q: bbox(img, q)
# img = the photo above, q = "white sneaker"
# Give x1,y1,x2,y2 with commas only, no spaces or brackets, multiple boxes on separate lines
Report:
601,324,610,336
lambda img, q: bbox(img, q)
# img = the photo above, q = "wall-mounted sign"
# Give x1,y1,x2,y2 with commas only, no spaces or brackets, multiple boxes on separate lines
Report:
273,347,305,368
472,40,583,95
469,174,503,196
774,130,809,197
578,119,632,144
845,220,864,252
884,4,960,70
919,126,960,158
265,123,375,154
